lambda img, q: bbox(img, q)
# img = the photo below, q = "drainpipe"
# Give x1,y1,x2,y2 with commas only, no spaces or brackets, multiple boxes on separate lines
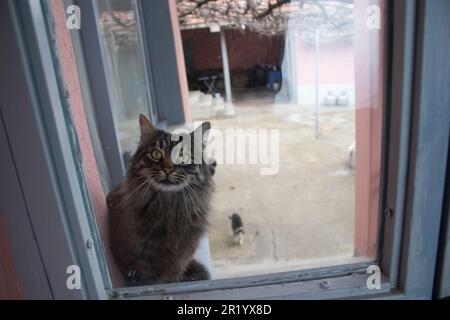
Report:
315,29,321,139
220,29,234,115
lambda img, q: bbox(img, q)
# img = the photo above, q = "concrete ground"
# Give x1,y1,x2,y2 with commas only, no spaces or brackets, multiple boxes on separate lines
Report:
191,89,357,279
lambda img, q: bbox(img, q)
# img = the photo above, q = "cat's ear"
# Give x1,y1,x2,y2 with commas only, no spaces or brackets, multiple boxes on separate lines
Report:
191,121,211,147
139,113,157,144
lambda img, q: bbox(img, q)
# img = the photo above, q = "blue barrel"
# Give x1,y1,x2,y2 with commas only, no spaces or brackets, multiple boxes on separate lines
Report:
267,70,282,89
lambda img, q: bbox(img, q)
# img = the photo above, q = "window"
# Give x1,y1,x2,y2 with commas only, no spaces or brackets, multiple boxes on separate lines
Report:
178,0,385,279
70,0,448,298
75,0,386,289
1,0,449,299
95,0,156,160
77,0,188,191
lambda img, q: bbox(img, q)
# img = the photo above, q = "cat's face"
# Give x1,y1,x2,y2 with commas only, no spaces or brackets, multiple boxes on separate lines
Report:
129,114,213,192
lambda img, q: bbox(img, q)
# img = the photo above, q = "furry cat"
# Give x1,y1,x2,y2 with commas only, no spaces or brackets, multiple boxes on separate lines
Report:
108,114,215,286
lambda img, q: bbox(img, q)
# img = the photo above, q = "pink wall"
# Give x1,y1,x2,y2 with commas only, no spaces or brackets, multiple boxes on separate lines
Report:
353,0,384,258
294,40,355,85
50,0,123,286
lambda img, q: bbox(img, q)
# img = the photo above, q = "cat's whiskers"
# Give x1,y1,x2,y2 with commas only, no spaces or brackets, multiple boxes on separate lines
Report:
137,179,154,208
120,177,152,207
184,184,204,212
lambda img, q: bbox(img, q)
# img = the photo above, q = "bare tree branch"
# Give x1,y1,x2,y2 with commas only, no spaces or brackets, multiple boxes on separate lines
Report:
178,0,218,18
177,0,355,40
256,0,291,19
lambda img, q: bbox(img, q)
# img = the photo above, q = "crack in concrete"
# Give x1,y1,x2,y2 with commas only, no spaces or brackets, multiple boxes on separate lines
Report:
270,228,278,262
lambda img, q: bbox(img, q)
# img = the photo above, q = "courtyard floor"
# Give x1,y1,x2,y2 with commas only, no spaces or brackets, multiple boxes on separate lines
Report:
190,89,358,279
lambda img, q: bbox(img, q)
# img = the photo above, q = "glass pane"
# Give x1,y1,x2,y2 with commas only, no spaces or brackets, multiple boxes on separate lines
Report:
96,0,153,161
178,0,385,279
79,0,386,288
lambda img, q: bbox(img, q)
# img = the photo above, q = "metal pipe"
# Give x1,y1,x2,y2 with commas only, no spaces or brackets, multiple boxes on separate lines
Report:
315,29,321,139
220,29,234,115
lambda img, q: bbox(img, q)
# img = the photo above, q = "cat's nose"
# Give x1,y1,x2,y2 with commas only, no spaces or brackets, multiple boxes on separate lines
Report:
162,154,174,175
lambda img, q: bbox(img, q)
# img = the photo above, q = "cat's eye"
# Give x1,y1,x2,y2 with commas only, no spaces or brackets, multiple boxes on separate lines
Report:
149,149,162,161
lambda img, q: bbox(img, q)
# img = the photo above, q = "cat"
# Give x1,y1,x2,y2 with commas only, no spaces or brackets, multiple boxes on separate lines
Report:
229,213,245,245
108,114,216,286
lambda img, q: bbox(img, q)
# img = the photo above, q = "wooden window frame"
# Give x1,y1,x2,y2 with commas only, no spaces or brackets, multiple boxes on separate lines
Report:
0,0,449,299
72,0,188,192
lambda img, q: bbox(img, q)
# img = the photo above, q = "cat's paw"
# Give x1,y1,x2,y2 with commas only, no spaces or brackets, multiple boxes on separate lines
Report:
182,259,210,282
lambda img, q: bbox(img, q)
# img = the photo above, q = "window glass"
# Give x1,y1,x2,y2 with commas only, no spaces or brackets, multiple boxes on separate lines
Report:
83,0,386,287
178,0,385,279
96,0,153,161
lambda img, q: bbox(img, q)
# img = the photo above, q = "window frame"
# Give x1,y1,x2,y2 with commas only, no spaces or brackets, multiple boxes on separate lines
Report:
383,0,450,299
0,0,110,299
73,0,127,191
1,0,449,300
435,155,450,299
73,0,188,192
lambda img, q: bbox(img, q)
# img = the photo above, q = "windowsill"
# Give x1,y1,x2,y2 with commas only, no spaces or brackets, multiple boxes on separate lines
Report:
108,260,387,299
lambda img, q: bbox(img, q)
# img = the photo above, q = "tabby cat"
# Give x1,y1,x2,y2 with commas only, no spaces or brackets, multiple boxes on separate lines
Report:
108,114,215,286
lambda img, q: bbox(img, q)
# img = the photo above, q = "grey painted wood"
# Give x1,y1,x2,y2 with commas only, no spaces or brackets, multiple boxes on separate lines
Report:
0,0,81,299
64,0,112,193
0,112,53,299
132,0,159,124
115,260,377,299
436,185,450,298
0,0,108,299
2,0,445,300
140,0,186,125
381,0,417,286
398,0,450,299
434,98,450,299
76,0,126,191
132,273,391,300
